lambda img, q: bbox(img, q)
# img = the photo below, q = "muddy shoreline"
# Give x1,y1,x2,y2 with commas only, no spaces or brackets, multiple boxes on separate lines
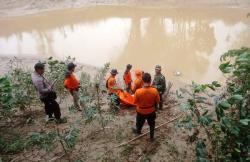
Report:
0,0,249,18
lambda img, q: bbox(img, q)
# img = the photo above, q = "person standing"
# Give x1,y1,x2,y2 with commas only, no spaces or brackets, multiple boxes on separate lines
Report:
123,64,132,93
31,62,66,123
106,69,120,106
64,63,83,111
152,65,166,110
131,69,143,93
132,73,160,141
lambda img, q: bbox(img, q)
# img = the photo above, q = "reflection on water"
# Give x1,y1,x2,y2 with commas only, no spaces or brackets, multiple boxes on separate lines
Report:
0,18,131,66
0,6,249,84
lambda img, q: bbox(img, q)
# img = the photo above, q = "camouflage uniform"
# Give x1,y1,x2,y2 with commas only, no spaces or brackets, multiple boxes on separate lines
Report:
153,73,166,110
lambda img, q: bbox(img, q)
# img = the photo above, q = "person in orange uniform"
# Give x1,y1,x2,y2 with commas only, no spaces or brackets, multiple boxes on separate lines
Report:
106,69,120,106
106,69,120,94
64,63,83,111
132,72,160,141
123,64,132,93
131,69,143,93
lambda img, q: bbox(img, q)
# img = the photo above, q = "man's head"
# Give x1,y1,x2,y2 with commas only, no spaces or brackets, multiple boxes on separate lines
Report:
34,62,45,75
67,63,77,72
142,72,151,84
135,69,142,78
155,65,161,75
126,64,132,71
111,69,118,76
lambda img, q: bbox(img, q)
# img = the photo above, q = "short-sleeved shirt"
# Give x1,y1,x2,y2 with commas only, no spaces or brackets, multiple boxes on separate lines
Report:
123,71,132,85
132,78,143,93
64,73,79,91
106,75,117,94
134,86,160,115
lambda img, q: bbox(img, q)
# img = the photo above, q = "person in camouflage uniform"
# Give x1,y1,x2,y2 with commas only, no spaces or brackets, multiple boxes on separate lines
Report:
152,65,166,110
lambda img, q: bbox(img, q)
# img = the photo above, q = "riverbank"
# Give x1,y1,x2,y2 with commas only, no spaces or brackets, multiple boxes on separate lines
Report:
0,0,249,18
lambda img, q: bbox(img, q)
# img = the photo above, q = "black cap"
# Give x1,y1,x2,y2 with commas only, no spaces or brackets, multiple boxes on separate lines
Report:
126,64,132,69
67,62,77,71
34,62,45,71
111,69,118,75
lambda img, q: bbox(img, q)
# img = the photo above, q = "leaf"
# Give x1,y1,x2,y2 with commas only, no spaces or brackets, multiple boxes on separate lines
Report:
230,126,240,136
202,110,209,116
180,102,192,111
221,117,232,128
231,95,243,101
194,84,207,93
239,119,250,126
218,101,231,109
212,81,221,87
206,84,215,91
215,106,225,120
247,13,250,17
234,148,241,153
198,115,212,126
219,62,233,73
195,139,209,162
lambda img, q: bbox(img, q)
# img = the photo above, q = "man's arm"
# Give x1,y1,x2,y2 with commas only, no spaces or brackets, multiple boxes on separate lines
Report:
161,76,166,93
134,91,138,105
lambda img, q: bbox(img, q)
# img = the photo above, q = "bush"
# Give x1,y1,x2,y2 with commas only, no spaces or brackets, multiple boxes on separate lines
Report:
177,47,250,161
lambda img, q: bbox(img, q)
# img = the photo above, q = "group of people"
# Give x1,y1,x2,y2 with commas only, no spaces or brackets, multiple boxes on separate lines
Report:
106,64,166,141
32,61,166,141
31,62,82,123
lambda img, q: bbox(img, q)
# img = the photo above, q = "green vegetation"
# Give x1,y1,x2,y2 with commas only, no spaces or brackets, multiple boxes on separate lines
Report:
177,47,250,161
83,63,116,132
1,46,249,161
0,57,115,161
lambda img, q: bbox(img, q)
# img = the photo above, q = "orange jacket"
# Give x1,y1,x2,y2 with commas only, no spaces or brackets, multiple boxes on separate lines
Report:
123,71,132,85
64,73,79,91
106,75,117,94
132,70,143,93
134,86,160,115
132,78,143,93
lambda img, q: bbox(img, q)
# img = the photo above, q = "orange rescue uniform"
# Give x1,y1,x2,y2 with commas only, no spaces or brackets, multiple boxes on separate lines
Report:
123,71,132,85
64,74,79,91
132,78,143,93
106,75,117,94
134,86,160,115
132,70,143,93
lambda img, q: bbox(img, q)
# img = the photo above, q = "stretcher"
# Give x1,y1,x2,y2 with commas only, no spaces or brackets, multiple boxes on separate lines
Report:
116,90,136,107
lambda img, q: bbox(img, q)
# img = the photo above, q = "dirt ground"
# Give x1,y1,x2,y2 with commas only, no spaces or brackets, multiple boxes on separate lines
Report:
0,56,195,162
1,92,194,162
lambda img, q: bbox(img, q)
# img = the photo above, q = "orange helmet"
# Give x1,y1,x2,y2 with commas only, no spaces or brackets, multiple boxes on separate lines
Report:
135,69,142,77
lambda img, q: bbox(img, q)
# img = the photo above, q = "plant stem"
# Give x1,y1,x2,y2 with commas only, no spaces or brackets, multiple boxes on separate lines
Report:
56,125,71,162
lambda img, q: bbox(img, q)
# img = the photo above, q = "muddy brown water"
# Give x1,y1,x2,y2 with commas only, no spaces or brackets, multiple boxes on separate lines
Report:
0,6,249,85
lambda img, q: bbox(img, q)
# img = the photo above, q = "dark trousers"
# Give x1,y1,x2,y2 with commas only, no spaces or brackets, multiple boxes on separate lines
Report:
155,93,163,110
40,97,61,119
159,94,163,110
125,83,132,93
136,112,156,139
